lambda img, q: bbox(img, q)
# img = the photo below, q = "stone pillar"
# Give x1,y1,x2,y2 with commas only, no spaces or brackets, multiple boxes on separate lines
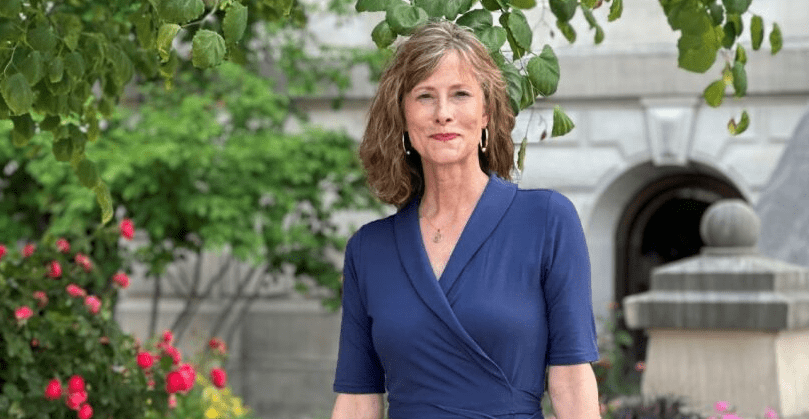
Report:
623,199,809,419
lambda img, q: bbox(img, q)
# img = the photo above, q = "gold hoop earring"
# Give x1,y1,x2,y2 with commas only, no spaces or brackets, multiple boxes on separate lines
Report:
402,132,411,156
480,128,488,153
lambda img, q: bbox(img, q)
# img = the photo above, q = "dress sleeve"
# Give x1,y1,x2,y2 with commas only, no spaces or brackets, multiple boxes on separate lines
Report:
542,192,600,366
333,230,386,394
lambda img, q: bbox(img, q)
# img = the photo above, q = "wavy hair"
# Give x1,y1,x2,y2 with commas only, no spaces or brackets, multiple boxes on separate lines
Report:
358,20,515,208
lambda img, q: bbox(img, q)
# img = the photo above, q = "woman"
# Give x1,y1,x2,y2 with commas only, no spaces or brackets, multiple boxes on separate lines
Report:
331,20,600,419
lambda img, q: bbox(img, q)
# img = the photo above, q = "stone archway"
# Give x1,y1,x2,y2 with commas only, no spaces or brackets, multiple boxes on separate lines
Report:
615,173,744,363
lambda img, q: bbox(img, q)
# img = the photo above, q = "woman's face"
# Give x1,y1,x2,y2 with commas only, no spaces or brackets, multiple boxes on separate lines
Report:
403,51,489,172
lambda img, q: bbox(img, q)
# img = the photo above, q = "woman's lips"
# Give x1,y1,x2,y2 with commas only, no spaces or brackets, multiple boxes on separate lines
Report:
431,133,458,141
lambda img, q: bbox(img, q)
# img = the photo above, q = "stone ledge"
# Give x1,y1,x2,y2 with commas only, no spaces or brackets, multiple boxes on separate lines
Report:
624,291,809,330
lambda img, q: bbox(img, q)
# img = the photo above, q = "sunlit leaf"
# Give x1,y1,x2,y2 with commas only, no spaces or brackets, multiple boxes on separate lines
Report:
480,0,506,11
511,0,537,9
703,79,726,107
457,9,493,31
77,159,100,189
722,0,751,15
608,0,623,21
414,0,443,17
191,29,226,69
731,62,746,97
500,10,531,50
53,137,74,162
734,44,747,64
49,57,65,83
770,23,782,55
727,110,750,135
552,106,575,137
28,24,57,54
223,2,248,44
0,0,21,18
750,15,763,50
556,19,576,43
517,136,527,171
159,0,205,23
64,52,86,80
158,23,181,62
21,51,44,85
94,182,114,224
476,26,507,53
499,61,522,114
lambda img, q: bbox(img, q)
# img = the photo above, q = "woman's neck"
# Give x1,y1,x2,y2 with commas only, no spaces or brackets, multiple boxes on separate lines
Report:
419,165,489,220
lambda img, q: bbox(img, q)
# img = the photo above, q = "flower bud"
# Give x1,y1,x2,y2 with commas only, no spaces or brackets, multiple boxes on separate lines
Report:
48,260,62,278
22,243,35,258
84,296,101,315
44,378,62,400
33,291,48,307
210,368,227,389
15,306,33,322
119,219,135,240
137,352,154,369
112,272,130,288
78,403,93,419
56,238,70,254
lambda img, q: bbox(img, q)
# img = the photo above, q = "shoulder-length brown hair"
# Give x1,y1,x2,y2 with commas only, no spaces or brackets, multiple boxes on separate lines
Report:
359,20,515,208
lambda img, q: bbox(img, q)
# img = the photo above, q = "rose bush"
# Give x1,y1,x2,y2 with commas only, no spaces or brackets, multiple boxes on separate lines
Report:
0,220,223,418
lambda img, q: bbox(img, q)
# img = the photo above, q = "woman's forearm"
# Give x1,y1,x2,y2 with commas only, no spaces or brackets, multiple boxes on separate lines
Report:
331,393,384,419
547,363,601,419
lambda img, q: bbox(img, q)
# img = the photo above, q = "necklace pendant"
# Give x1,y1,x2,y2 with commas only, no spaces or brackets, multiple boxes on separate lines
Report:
433,229,442,243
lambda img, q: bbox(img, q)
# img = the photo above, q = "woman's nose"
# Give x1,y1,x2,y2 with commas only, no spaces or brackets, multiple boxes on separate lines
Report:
435,98,452,124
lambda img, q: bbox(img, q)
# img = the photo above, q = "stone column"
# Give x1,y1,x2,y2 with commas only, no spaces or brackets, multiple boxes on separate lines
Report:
623,199,809,419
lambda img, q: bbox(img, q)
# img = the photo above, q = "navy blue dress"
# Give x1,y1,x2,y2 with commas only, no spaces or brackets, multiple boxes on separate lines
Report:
334,175,599,419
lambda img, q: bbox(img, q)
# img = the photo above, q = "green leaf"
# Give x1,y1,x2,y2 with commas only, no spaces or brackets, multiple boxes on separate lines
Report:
549,0,577,22
517,136,527,171
77,159,100,189
519,75,535,109
11,114,35,147
54,13,83,51
511,0,537,9
109,46,134,88
443,0,474,20
414,0,443,17
500,10,532,51
191,29,227,69
49,56,65,83
722,0,751,15
64,52,86,80
356,0,393,12
386,2,429,35
750,15,763,50
708,3,723,26
499,61,523,114
40,114,61,131
223,2,248,44
371,20,396,49
159,0,205,23
476,26,507,53
1,73,33,115
722,21,737,49
594,26,604,44
28,24,57,54
94,182,114,224
731,61,746,97
480,0,506,11
734,44,747,64
53,137,74,162
770,23,782,55
158,23,181,62
526,45,560,97
0,0,21,18
21,51,44,85
676,24,722,73
556,19,576,43
608,0,623,21
703,79,726,107
727,110,750,135
132,7,155,49
457,9,493,31
552,105,575,137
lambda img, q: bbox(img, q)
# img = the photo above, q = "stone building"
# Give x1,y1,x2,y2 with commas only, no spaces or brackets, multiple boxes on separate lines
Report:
117,2,809,418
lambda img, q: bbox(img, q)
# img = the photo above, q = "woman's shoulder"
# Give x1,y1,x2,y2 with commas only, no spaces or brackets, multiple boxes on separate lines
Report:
512,187,577,214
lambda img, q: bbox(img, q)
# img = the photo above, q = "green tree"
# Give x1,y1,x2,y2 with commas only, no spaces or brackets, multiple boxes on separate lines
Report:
0,60,377,342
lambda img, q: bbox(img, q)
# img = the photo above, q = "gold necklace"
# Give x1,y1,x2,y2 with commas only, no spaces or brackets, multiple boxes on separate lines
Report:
422,215,443,243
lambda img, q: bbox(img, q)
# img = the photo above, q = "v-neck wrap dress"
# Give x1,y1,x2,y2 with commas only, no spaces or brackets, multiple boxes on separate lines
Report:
333,175,599,419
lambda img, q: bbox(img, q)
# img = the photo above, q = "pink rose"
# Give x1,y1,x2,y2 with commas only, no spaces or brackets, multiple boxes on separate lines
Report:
715,401,730,413
210,368,227,388
112,272,130,288
84,295,101,315
178,364,196,392
137,352,154,369
67,284,86,298
165,371,185,394
78,403,93,419
22,243,35,258
162,344,182,365
162,329,174,344
208,337,227,355
44,378,62,400
47,260,62,278
15,306,33,322
0,243,7,259
765,408,779,419
68,375,85,394
33,291,48,307
119,218,135,240
56,238,70,254
65,390,87,410
75,253,93,272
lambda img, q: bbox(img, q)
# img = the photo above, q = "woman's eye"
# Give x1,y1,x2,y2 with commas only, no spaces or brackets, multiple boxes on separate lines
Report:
417,93,433,100
454,91,471,97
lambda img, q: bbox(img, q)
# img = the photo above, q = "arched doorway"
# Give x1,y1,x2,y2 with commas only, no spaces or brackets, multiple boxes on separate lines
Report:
615,173,744,364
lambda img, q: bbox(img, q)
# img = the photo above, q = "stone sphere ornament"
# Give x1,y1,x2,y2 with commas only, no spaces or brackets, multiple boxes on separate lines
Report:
699,199,760,248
